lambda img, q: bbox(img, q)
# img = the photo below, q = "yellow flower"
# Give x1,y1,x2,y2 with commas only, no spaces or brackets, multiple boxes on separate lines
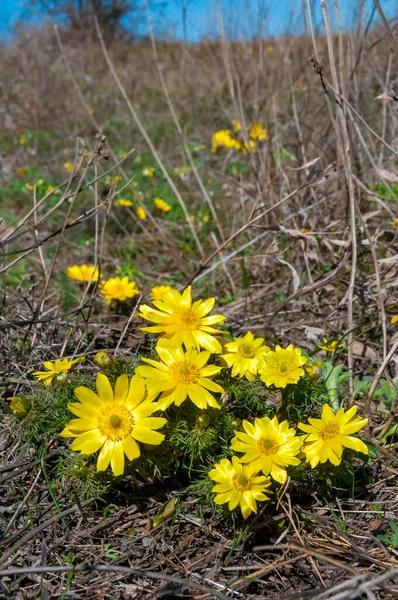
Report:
232,119,241,132
391,316,398,324
249,123,268,141
142,167,154,178
33,357,85,385
25,183,34,191
19,133,27,145
67,264,99,283
15,167,26,177
393,218,398,230
94,351,113,369
150,285,173,301
100,277,139,304
221,332,270,380
211,129,241,152
135,207,147,220
117,199,133,207
209,456,271,519
153,197,171,213
230,416,302,483
136,345,224,410
241,139,256,152
138,286,226,353
304,361,323,378
298,404,368,468
319,338,343,353
111,175,122,185
63,162,75,173
259,345,307,388
60,373,167,476
203,215,209,223
46,185,55,193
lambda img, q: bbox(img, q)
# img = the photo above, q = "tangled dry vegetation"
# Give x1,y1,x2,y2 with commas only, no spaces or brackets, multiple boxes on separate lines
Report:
1,5,398,599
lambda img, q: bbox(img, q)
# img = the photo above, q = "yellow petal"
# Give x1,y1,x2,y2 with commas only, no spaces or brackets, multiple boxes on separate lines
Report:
114,374,129,403
96,373,114,403
111,441,125,476
123,436,141,461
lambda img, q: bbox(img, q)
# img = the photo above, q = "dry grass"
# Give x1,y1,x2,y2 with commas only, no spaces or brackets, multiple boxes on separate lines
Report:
1,3,398,598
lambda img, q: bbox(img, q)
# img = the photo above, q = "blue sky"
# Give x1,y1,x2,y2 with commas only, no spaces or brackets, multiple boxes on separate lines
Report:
0,0,396,43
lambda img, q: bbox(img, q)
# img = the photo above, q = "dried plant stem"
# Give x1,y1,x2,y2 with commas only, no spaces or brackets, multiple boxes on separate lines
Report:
94,18,205,261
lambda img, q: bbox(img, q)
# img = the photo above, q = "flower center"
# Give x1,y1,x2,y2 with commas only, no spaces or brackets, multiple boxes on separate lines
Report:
238,344,255,359
170,360,199,384
174,308,201,331
320,421,340,440
109,415,121,427
232,473,251,492
97,404,135,441
277,362,290,375
257,437,279,455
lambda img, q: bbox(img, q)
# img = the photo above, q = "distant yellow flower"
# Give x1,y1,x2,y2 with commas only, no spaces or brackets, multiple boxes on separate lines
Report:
37,178,44,185
46,185,55,193
111,175,122,185
138,285,226,353
230,416,302,483
142,167,154,178
319,338,343,353
391,316,398,324
117,199,133,207
15,167,26,177
67,264,99,283
259,345,307,388
221,332,270,380
249,123,268,141
232,119,241,132
94,351,113,368
203,215,209,223
211,129,241,152
60,373,167,476
153,197,171,213
100,277,139,304
393,218,398,230
63,162,75,173
33,357,85,385
25,183,34,191
304,361,323,378
298,404,368,468
150,285,173,301
136,345,224,410
241,139,256,152
135,207,147,220
209,456,271,519
19,133,27,145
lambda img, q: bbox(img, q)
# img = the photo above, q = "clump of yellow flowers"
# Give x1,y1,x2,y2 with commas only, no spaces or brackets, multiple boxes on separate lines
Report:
28,284,369,521
211,120,268,154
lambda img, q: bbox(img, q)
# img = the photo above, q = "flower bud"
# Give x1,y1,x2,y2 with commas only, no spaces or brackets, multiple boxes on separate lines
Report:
196,414,211,429
94,351,113,369
10,396,31,418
